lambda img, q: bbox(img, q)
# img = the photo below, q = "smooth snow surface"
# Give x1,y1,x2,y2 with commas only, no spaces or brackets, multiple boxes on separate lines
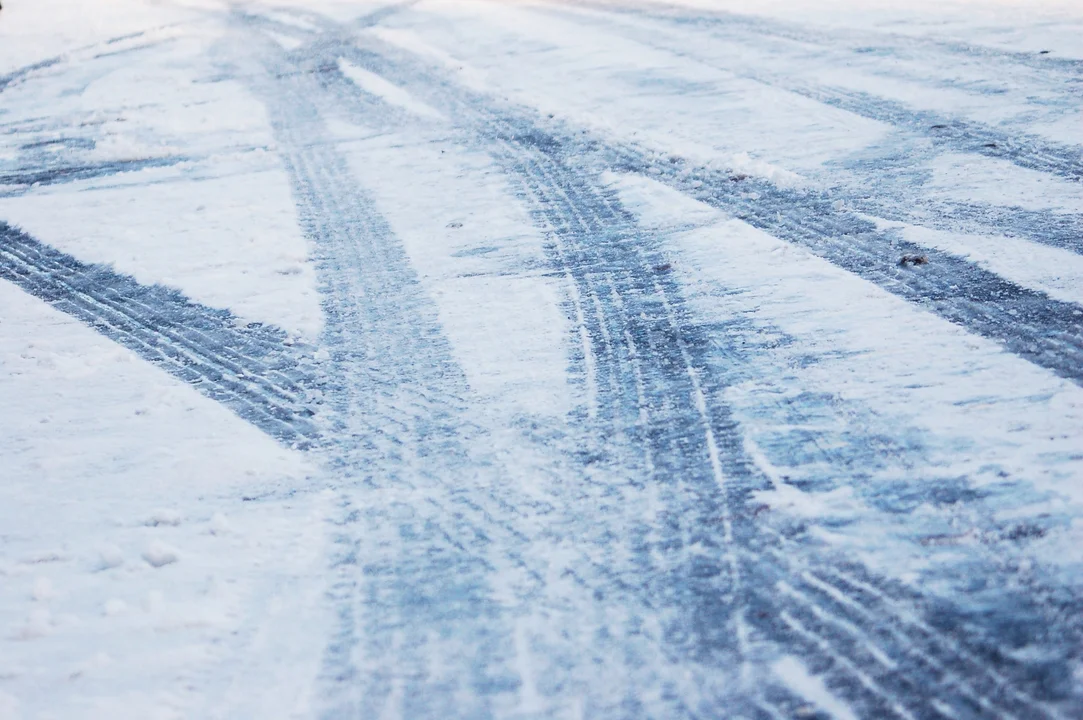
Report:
1,0,1082,717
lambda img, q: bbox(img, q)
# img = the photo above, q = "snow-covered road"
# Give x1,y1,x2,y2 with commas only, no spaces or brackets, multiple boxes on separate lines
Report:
2,0,1082,717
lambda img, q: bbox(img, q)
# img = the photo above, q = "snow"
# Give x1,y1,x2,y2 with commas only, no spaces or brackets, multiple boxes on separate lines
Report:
388,0,891,180
926,152,1083,215
610,170,1083,580
330,121,573,417
3,0,1083,715
862,216,1083,307
337,59,445,120
0,281,330,717
0,11,323,338
141,541,181,568
773,655,859,720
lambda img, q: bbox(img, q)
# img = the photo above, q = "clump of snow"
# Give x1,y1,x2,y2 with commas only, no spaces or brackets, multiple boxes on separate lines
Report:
145,509,183,527
209,513,232,536
142,542,180,568
96,545,125,571
724,151,805,189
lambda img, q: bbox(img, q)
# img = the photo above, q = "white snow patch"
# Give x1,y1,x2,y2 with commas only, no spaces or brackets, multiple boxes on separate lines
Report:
773,656,859,720
365,26,491,92
142,542,181,568
31,578,55,602
259,10,321,33
13,609,53,642
332,122,572,418
863,216,1083,306
0,691,19,720
262,29,304,51
0,282,327,717
337,58,444,120
96,545,126,571
145,509,183,528
927,152,1083,214
0,166,322,339
103,599,128,617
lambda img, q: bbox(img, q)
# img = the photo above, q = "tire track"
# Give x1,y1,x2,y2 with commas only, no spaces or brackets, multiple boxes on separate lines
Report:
797,86,1083,183
0,58,62,95
329,33,1081,718
533,4,1083,260
239,24,732,718
541,5,1083,188
583,0,1083,80
0,156,190,192
0,222,322,446
606,148,1083,386
339,35,1083,385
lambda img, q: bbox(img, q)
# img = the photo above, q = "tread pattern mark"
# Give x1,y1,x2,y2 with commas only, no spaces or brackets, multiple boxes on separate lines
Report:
0,222,323,446
335,36,1083,718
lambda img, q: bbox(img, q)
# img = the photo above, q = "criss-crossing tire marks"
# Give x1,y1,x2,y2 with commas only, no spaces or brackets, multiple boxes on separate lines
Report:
605,149,1083,386
480,109,1078,720
313,32,1083,718
550,3,1083,186
332,35,1083,390
238,24,750,719
0,222,322,446
583,0,1083,83
4,5,1078,713
536,4,1083,260
792,87,1083,183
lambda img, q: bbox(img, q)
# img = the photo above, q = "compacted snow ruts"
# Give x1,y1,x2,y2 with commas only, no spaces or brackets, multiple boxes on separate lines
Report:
1,0,1082,717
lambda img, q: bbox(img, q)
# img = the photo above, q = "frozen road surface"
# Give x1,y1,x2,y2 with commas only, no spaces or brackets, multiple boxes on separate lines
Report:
2,0,1083,717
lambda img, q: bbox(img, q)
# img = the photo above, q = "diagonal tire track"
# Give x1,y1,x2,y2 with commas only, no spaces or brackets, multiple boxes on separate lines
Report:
0,222,322,446
608,149,1083,386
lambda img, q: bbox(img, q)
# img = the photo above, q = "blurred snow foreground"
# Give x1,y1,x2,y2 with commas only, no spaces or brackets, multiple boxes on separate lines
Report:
1,0,1082,717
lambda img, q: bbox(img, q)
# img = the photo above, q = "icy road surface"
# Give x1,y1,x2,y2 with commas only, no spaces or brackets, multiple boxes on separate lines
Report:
1,0,1083,717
